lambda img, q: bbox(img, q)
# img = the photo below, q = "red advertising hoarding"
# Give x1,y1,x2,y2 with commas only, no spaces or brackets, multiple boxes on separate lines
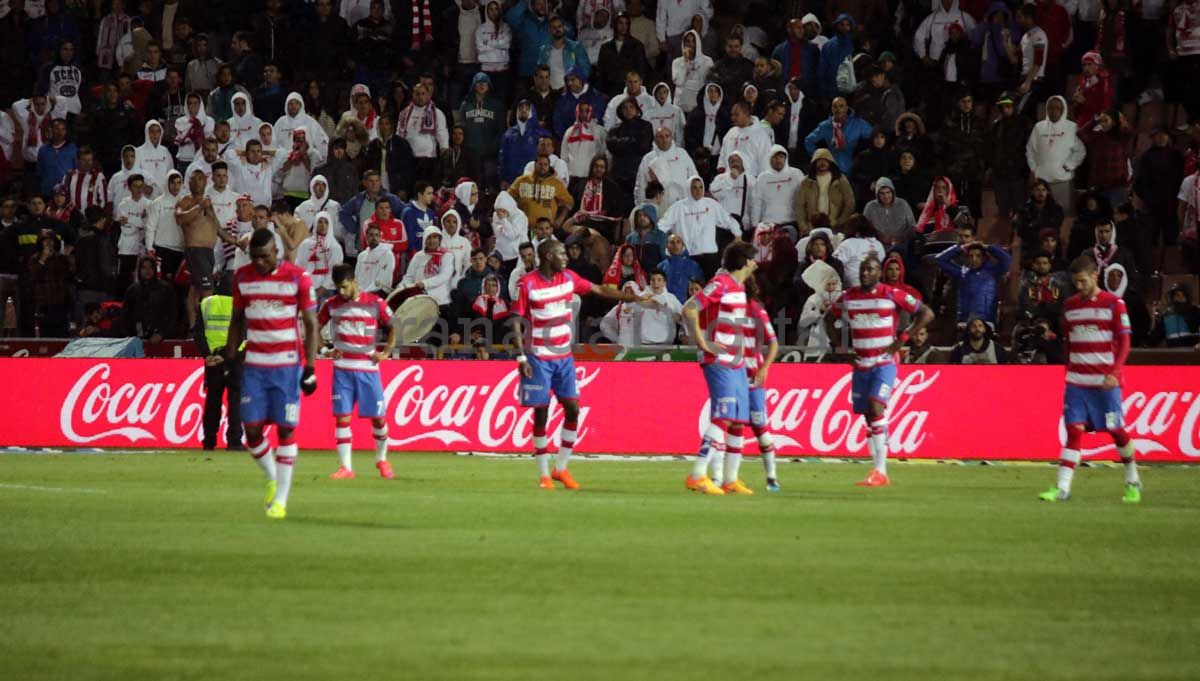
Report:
1,359,1197,461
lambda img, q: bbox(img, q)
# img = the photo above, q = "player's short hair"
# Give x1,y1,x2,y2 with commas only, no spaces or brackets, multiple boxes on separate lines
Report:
721,241,757,272
212,161,228,173
331,263,355,285
537,238,560,262
249,228,275,250
1070,254,1098,274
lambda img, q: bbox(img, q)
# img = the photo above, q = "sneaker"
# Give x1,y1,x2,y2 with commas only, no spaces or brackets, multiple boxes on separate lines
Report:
1122,482,1142,504
765,478,781,492
538,476,555,490
721,480,754,495
329,466,356,480
376,460,394,480
855,470,890,487
265,501,287,520
685,475,701,490
551,468,580,490
264,479,277,508
692,476,726,495
1039,487,1070,502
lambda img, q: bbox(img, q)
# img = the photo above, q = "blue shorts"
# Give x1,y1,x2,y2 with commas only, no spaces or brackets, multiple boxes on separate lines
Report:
520,355,578,407
1063,384,1124,432
748,386,767,428
851,363,897,415
332,369,385,418
703,363,749,423
241,365,302,427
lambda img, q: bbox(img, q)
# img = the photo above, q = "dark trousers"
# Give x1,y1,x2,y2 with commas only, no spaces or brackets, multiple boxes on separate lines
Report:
203,355,243,449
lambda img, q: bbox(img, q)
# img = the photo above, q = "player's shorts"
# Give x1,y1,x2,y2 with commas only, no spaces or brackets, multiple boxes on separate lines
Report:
748,385,767,428
241,365,302,427
702,363,749,423
186,246,215,290
851,363,897,415
1063,384,1124,432
520,355,579,407
332,368,385,418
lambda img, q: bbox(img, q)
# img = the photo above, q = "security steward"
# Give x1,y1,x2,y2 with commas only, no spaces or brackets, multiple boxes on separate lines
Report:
195,290,244,450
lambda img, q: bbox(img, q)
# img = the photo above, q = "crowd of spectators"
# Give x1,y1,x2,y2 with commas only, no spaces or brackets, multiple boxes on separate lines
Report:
1,0,1199,361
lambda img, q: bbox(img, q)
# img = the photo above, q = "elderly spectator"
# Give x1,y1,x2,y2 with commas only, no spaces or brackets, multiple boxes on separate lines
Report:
658,232,704,304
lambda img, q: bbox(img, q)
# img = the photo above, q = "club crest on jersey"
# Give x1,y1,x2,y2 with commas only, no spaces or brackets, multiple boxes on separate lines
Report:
703,281,720,296
904,294,917,307
1121,313,1130,328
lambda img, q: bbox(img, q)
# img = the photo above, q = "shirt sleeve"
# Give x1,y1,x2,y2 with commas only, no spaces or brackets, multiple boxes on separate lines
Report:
296,270,316,311
377,296,393,326
231,271,244,310
758,307,777,344
1112,297,1131,335
692,277,724,313
893,286,922,315
316,298,331,326
511,276,530,318
829,290,847,318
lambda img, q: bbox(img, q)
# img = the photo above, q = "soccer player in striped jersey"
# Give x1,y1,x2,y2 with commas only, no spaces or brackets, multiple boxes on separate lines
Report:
829,256,933,487
510,239,649,490
1040,255,1142,503
743,276,782,491
224,229,320,520
684,241,759,496
318,264,397,481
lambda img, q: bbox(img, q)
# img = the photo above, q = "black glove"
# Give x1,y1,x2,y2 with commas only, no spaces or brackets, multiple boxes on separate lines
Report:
300,365,317,396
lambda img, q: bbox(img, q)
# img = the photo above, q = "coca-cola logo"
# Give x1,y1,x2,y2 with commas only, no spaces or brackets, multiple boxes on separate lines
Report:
60,363,206,445
697,370,937,455
382,364,597,449
1066,389,1200,458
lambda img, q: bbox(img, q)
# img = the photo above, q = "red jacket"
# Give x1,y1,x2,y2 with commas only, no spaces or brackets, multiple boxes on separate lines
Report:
1072,70,1113,127
1079,123,1133,189
1035,1,1072,64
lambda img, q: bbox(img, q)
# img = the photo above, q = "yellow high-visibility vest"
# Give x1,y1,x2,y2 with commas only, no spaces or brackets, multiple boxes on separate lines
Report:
200,295,234,351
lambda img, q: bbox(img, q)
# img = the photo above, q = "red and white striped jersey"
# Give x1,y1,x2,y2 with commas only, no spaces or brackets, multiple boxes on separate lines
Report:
744,299,777,380
317,292,391,372
1062,291,1130,388
62,168,107,214
511,268,593,360
693,271,748,369
831,283,921,370
232,260,315,368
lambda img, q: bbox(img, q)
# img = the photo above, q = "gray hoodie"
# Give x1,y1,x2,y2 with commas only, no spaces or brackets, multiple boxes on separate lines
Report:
862,177,916,246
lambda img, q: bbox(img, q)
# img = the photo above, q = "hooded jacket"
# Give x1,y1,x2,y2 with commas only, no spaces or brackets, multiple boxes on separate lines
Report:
914,0,977,61
772,36,821,95
296,175,343,232
988,109,1034,182
537,33,593,85
625,204,668,272
134,120,174,199
935,242,1012,324
1026,96,1086,183
402,227,454,306
459,76,508,158
227,93,263,150
579,6,614,63
939,106,987,180
476,2,513,72
552,71,609,138
504,0,556,77
499,103,546,184
659,244,704,305
718,115,774,177
671,30,714,114
606,97,655,188
818,14,859,97
975,1,1020,84
753,146,805,226
863,177,916,246
685,83,731,154
793,228,846,301
656,0,713,41
145,169,184,252
295,212,344,291
657,176,741,256
642,83,686,145
635,141,699,212
710,151,757,228
275,92,330,166
491,191,529,261
561,102,608,178
805,107,873,174
797,148,856,231
603,86,656,130
893,112,934,166
173,99,213,164
439,209,474,287
882,252,923,302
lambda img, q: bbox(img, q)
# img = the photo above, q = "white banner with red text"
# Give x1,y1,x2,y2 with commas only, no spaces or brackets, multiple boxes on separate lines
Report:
1,359,1197,461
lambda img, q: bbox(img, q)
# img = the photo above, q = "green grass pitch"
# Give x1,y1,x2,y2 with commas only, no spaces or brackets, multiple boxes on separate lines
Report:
2,452,1198,681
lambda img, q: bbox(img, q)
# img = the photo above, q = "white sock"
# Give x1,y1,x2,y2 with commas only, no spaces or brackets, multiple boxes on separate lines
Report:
758,432,777,479
249,437,276,480
274,443,298,506
1058,449,1080,493
555,425,576,472
723,431,744,485
708,446,725,486
1119,442,1140,485
534,434,549,477
692,424,725,478
373,425,388,462
869,418,889,474
335,425,352,470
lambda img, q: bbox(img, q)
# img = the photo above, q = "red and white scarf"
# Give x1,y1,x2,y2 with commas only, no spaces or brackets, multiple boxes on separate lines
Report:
566,104,596,145
915,177,959,234
580,178,604,214
26,108,51,148
398,101,438,136
308,234,333,275
174,116,206,150
411,0,433,51
831,119,846,150
424,247,446,277
472,293,509,319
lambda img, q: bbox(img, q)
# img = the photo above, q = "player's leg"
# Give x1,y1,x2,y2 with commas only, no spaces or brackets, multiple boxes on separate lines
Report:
355,371,393,479
331,369,355,477
749,387,779,491
239,367,278,506
1103,386,1141,501
533,406,553,489
856,366,893,487
266,367,303,519
722,422,754,495
690,419,726,493
268,426,299,519
551,397,581,489
707,442,725,487
371,417,393,479
1041,424,1084,502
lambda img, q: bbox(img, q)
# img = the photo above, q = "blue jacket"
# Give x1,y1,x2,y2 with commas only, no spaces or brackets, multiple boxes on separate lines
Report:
659,249,703,306
625,205,668,272
552,84,608,139
338,189,406,250
499,116,546,184
817,15,858,97
536,39,591,83
805,112,872,173
935,244,1013,325
400,203,437,254
505,1,572,77
37,142,77,196
771,39,821,95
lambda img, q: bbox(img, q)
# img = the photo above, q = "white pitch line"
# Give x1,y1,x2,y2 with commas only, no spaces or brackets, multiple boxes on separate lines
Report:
0,483,109,494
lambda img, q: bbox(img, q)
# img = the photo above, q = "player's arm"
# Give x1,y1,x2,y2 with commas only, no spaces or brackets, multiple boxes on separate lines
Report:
754,337,779,388
224,306,245,362
1107,301,1132,388
373,318,397,363
888,303,934,353
682,297,718,356
589,283,651,304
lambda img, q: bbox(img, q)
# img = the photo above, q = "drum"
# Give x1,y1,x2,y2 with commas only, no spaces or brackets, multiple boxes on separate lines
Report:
388,291,441,344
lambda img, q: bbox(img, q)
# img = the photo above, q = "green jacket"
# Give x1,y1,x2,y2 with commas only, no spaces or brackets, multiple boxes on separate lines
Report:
458,95,507,159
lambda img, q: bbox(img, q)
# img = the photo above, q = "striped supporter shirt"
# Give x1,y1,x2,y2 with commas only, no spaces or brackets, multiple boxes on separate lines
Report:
317,292,391,372
232,260,315,367
511,269,593,360
693,271,747,369
831,283,921,370
62,168,107,214
743,299,777,380
1062,290,1130,388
